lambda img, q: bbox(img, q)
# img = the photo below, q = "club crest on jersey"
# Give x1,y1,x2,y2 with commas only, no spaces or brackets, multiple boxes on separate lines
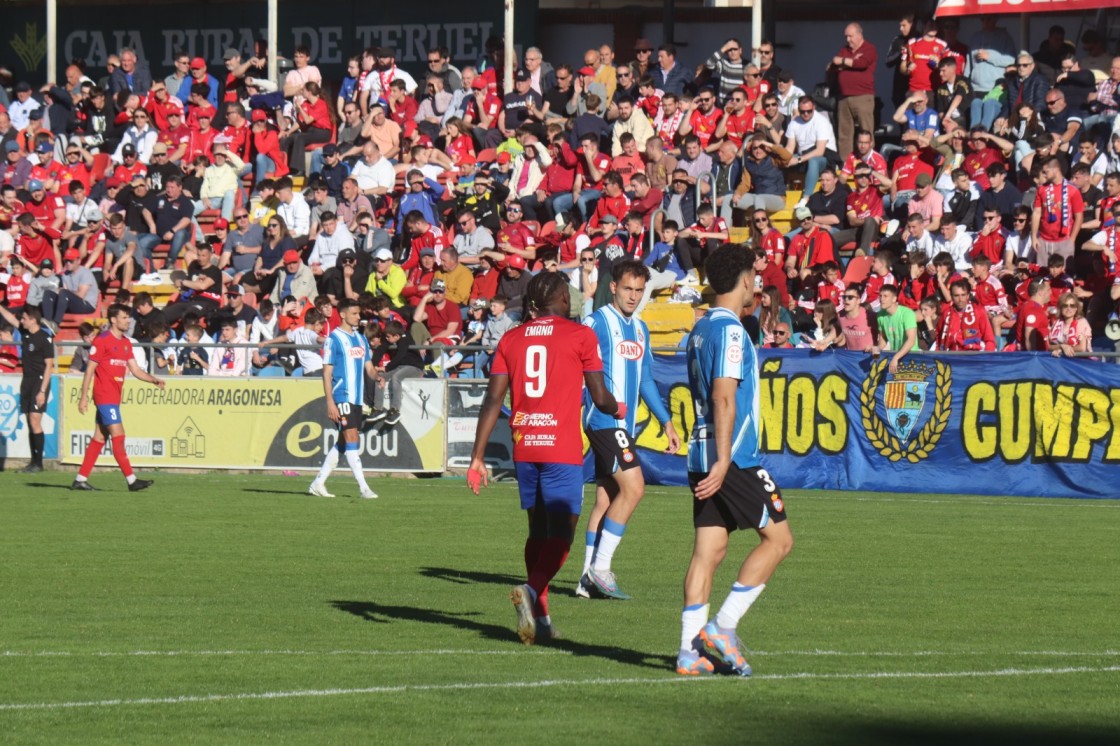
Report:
616,340,643,360
860,359,952,463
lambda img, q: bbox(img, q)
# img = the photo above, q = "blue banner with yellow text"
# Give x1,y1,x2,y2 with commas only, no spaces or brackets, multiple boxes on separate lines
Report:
621,351,1120,500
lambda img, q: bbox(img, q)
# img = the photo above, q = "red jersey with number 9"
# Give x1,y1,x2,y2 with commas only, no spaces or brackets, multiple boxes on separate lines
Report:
491,314,602,465
90,331,134,405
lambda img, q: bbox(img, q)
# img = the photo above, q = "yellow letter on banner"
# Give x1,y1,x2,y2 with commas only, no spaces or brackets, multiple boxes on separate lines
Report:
1071,388,1111,461
998,382,1033,462
963,383,997,460
816,374,848,454
287,421,322,458
1033,384,1075,459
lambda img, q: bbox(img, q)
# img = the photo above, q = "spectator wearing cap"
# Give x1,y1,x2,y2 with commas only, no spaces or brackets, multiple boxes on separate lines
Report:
403,246,439,307
158,104,191,164
23,178,67,232
566,65,608,118
885,130,936,217
481,69,543,149
496,253,531,320
208,317,250,376
907,172,944,231
3,140,33,189
211,281,259,335
366,247,407,309
41,247,100,327
197,143,245,222
188,57,221,113
308,211,354,279
107,47,152,96
786,205,836,283
269,247,317,306
111,106,158,165
221,48,257,108
465,72,503,131
250,110,289,182
26,140,61,194
321,247,368,305
10,82,42,130
16,108,52,157
629,38,655,81
411,276,461,348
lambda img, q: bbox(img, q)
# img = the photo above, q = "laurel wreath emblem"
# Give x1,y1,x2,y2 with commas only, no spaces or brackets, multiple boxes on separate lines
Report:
859,359,952,463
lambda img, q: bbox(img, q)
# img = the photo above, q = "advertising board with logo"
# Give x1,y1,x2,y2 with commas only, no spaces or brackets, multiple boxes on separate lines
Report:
626,351,1120,500
58,377,444,472
0,373,60,462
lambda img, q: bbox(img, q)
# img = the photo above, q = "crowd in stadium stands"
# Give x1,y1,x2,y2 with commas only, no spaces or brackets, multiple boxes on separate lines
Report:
1,14,1119,384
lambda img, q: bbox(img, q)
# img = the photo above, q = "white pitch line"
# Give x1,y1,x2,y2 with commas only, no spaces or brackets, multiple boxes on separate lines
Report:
3,648,1119,660
1,665,1118,712
643,489,1120,508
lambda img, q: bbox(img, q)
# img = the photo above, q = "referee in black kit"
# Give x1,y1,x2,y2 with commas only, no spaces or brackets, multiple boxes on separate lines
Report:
0,305,54,472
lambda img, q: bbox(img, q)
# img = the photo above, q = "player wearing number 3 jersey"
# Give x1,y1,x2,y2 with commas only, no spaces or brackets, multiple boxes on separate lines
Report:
677,246,794,677
468,272,620,645
309,299,379,499
579,260,681,601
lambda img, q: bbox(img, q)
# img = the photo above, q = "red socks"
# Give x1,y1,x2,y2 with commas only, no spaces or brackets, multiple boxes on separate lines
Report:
524,537,549,616
527,537,571,606
111,435,133,478
78,438,104,478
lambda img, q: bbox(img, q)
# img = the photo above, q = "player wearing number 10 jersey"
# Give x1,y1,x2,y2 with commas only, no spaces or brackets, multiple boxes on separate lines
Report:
468,272,620,646
677,246,794,677
72,303,165,492
309,299,379,499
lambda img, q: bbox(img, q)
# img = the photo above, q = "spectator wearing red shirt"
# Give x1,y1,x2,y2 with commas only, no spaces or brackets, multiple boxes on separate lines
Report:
861,251,897,312
678,203,728,275
841,130,889,187
749,209,787,267
402,247,438,306
143,82,183,131
495,204,539,263
836,166,884,254
938,279,995,351
970,208,1007,267
402,212,447,271
22,179,67,232
904,20,950,93
962,129,1011,191
610,133,645,189
587,172,631,237
554,131,610,221
159,107,190,163
714,90,755,149
221,103,253,173
1015,276,1052,351
412,277,461,348
678,89,722,150
182,111,217,164
887,131,936,216
14,212,62,269
1032,155,1083,265
786,205,836,283
281,81,333,175
628,173,663,227
753,245,789,307
898,250,931,311
830,23,879,160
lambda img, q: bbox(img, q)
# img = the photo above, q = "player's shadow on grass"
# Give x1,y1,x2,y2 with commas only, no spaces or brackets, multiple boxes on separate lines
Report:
420,566,574,591
243,488,316,496
331,600,671,670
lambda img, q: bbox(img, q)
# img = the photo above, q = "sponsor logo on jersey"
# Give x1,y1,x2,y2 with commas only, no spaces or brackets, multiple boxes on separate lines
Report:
510,411,559,427
348,347,365,358
616,340,643,360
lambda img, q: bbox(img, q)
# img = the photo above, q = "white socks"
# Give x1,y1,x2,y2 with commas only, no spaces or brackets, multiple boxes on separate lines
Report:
680,604,709,651
315,447,339,484
345,450,371,492
715,583,766,631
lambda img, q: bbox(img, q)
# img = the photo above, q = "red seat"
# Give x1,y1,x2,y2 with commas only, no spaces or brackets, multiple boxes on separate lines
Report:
843,256,873,285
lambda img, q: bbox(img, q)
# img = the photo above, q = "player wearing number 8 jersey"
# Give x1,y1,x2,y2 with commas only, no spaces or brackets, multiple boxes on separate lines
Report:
72,303,165,492
677,245,794,677
467,272,620,645
309,299,379,499
579,260,681,600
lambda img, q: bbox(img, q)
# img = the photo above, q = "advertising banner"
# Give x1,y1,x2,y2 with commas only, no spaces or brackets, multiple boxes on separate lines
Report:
614,351,1120,500
59,376,445,472
4,1,537,82
0,373,60,462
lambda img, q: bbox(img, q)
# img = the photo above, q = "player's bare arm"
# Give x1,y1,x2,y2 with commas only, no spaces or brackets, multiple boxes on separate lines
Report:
127,358,166,389
467,372,510,494
322,363,339,423
77,359,98,415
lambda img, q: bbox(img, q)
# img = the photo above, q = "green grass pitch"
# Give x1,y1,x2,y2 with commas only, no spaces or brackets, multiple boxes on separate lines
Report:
2,471,1118,744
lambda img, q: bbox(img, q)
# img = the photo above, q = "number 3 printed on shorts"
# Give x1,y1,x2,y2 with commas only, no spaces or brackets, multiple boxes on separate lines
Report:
525,344,547,397
756,468,776,493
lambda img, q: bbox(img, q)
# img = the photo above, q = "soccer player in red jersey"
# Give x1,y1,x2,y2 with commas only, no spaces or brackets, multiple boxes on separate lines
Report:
71,303,165,491
467,272,621,645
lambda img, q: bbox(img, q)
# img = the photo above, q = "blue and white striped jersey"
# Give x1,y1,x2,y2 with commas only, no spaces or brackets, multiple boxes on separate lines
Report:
583,303,672,433
686,306,761,472
324,327,371,404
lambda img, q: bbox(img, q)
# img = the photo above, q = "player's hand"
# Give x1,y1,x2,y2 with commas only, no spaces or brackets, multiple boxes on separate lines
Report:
154,378,166,390
664,422,682,454
693,459,730,500
467,459,488,494
326,401,340,423
613,402,627,420
78,397,88,415
35,391,45,406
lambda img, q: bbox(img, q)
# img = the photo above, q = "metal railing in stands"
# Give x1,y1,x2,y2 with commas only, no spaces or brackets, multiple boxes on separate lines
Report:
48,340,1120,378
695,172,715,211
648,208,667,256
